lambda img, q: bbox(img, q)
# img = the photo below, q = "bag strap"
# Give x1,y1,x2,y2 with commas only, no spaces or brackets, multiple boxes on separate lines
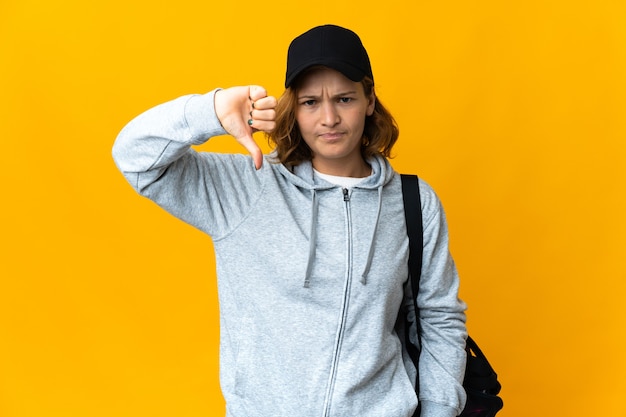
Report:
401,174,423,309
402,175,502,399
402,174,503,416
401,174,423,417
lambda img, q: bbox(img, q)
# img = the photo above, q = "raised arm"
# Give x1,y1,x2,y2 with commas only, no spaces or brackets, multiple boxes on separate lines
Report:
111,86,276,237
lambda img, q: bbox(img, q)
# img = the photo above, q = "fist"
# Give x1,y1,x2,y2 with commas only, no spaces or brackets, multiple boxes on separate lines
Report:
215,85,277,169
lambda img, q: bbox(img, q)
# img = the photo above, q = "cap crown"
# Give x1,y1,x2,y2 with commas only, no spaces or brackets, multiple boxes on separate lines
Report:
285,25,373,88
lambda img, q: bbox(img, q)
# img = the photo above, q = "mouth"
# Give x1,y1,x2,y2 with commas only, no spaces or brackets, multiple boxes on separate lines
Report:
318,132,344,140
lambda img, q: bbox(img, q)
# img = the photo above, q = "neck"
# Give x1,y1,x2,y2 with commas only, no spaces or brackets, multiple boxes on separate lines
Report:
311,158,371,178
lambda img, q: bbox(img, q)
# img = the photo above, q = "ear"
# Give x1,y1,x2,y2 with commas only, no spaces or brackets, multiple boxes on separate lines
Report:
366,92,376,116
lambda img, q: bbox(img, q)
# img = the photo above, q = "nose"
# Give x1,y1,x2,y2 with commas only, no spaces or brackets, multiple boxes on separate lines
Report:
320,101,340,127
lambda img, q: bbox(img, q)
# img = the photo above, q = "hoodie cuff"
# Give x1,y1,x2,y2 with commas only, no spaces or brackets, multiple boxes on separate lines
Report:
420,400,460,417
183,89,228,145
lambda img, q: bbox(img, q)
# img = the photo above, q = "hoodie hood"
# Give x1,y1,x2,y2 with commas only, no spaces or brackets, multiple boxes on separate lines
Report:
276,154,396,191
276,155,395,287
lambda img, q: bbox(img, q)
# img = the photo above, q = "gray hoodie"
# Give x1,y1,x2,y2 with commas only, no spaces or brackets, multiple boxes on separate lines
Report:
112,90,467,417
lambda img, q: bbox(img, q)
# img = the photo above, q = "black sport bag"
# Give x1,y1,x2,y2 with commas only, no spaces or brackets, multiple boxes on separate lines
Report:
401,174,503,417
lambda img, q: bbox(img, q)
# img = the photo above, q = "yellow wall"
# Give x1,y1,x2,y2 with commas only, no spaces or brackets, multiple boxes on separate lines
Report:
1,0,624,416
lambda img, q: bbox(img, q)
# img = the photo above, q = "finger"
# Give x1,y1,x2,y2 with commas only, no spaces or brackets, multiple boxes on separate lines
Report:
236,133,263,170
248,85,268,102
250,108,276,122
249,119,275,133
248,90,276,133
251,95,277,110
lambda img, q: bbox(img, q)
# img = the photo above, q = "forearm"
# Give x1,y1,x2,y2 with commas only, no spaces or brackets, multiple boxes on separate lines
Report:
112,90,226,189
111,89,264,236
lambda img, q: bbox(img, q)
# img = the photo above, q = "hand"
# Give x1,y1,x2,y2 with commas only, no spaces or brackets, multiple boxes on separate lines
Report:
214,85,277,169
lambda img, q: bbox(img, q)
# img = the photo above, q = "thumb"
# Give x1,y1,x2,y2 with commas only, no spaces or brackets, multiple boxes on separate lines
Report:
235,132,263,170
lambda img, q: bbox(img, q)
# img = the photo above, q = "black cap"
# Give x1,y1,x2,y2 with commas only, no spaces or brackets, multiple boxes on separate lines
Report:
285,25,373,88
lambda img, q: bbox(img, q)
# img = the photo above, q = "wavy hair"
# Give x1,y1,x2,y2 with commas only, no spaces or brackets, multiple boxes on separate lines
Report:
266,70,399,167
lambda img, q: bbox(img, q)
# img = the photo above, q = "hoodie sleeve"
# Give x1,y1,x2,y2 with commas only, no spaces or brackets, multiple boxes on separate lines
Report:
111,90,264,238
416,179,468,417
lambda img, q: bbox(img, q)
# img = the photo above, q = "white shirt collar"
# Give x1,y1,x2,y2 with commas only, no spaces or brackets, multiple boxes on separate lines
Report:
313,169,367,188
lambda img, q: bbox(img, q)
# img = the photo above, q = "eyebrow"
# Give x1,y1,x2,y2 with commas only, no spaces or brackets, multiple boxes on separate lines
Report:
297,90,359,100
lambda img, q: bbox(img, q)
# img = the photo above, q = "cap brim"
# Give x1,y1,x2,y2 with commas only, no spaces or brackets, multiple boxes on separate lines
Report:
285,60,365,88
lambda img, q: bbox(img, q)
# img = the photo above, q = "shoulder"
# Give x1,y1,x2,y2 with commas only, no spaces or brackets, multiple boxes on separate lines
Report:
399,174,442,212
417,177,445,228
417,177,441,207
395,173,445,228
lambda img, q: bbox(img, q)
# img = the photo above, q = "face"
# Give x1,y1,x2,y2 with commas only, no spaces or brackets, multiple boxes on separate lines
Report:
295,67,375,177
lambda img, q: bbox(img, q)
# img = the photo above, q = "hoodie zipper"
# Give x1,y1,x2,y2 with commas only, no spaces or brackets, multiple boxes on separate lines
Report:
343,187,350,202
322,187,353,417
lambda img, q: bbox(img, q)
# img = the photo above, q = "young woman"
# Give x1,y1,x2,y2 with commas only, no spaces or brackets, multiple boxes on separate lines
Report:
113,24,467,417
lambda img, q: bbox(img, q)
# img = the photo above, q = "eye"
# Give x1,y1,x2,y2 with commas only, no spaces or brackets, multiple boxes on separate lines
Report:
339,97,353,103
301,99,316,106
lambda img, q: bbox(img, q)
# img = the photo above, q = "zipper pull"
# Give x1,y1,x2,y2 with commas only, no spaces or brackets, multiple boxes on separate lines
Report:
343,188,350,201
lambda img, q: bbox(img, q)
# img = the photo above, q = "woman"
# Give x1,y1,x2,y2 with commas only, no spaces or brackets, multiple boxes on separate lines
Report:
113,24,467,417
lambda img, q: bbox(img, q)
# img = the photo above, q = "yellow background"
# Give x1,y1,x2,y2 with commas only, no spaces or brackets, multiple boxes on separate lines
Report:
1,0,625,416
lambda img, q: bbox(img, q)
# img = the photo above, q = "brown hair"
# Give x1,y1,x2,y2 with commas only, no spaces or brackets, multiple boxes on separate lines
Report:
266,72,399,167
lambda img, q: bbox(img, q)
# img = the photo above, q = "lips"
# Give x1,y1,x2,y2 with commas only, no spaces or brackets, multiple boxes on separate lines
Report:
319,131,344,140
